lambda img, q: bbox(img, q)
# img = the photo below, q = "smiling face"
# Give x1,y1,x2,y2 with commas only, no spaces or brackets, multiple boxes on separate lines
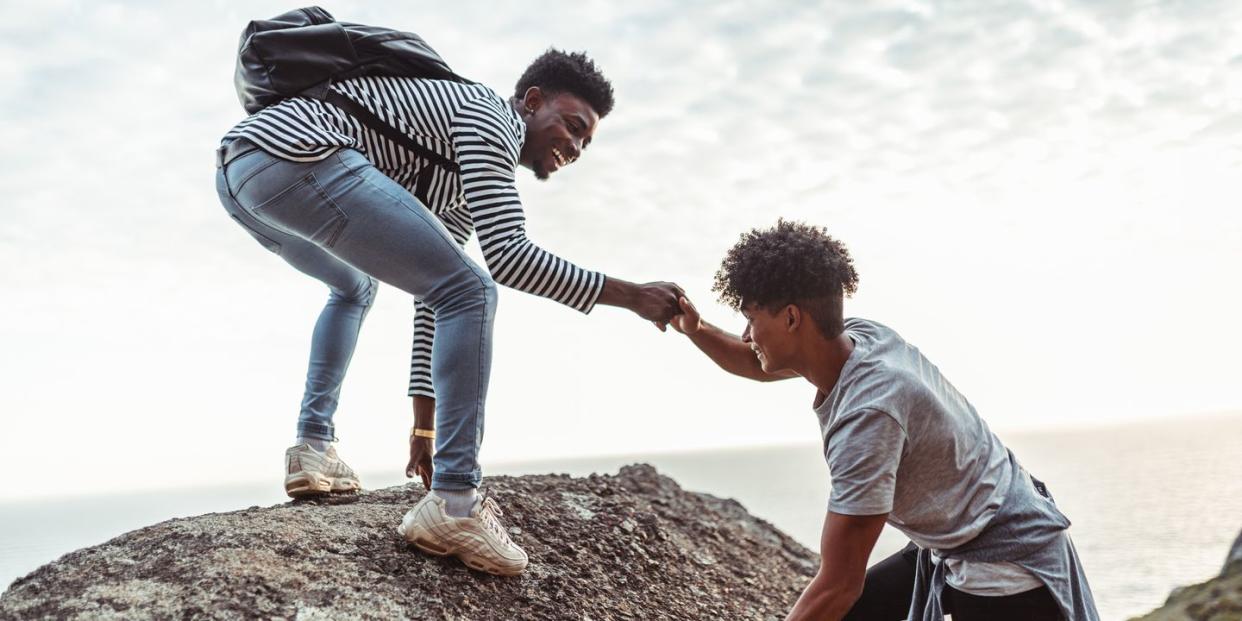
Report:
516,88,600,180
740,302,796,373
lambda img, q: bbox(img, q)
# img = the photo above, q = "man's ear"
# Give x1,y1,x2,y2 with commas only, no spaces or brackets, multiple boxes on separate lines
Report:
785,304,801,333
523,86,545,112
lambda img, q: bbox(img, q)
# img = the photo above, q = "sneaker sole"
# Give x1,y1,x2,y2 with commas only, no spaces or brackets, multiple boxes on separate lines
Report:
329,477,361,493
285,472,331,498
396,522,526,577
285,473,360,498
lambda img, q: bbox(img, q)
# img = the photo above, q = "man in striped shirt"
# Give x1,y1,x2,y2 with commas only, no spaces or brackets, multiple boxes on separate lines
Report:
215,49,682,574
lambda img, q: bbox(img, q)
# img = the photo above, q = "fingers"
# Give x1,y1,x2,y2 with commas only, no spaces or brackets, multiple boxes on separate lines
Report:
652,320,668,332
407,438,434,488
408,451,432,488
667,284,685,306
652,281,682,304
661,288,681,322
678,296,698,316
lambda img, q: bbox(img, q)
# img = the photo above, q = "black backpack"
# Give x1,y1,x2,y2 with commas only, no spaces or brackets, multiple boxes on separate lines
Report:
234,6,469,176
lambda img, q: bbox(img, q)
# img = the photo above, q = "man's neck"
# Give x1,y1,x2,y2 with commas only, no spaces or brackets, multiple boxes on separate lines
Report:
799,333,855,399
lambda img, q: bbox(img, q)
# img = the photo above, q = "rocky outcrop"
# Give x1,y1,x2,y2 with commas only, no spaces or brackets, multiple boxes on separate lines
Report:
1130,530,1242,621
0,465,817,620
1227,532,1242,571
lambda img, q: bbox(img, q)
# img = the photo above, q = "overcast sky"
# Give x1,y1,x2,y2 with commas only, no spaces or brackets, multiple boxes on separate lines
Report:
2,0,1240,499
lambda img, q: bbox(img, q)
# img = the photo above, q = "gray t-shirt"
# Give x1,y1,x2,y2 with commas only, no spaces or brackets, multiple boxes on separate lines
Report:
815,318,1014,550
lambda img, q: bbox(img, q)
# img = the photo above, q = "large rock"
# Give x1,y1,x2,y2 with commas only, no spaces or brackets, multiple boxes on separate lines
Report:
1130,529,1242,621
0,465,817,620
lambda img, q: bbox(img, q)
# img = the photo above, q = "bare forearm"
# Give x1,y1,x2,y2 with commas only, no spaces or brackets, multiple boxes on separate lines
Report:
595,276,682,327
786,574,860,621
595,275,634,308
791,511,885,621
688,321,795,382
412,395,434,430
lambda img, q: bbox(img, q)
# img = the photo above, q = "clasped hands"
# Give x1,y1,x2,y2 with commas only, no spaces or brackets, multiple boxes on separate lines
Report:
632,280,703,336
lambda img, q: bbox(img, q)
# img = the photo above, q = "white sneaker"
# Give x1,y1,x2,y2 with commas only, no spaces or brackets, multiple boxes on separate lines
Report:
396,493,529,576
284,444,361,498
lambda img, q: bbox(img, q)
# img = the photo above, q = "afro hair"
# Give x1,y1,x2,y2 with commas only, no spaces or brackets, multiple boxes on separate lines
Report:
514,48,615,118
713,219,859,337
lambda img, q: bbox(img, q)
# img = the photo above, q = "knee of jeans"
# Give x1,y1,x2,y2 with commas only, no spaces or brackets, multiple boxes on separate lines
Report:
476,274,498,316
428,269,496,314
460,272,497,318
334,276,378,307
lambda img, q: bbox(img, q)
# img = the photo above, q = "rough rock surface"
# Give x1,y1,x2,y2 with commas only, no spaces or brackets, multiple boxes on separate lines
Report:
1131,529,1242,621
0,465,817,620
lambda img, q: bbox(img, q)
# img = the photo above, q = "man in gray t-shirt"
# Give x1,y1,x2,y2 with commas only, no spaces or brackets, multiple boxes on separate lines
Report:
671,220,1097,620
819,318,1049,597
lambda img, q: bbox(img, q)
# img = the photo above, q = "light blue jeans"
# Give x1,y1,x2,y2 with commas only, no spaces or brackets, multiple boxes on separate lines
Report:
215,144,495,490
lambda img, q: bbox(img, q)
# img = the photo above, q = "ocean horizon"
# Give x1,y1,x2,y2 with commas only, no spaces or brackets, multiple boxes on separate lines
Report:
3,412,1239,620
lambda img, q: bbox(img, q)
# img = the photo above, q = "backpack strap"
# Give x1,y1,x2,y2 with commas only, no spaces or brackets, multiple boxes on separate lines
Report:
319,88,460,175
413,166,434,207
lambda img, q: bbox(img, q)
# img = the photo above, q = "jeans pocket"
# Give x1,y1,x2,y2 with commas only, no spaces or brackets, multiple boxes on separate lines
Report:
253,172,348,248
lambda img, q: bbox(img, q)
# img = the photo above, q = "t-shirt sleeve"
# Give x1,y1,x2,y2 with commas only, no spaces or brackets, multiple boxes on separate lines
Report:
826,408,906,515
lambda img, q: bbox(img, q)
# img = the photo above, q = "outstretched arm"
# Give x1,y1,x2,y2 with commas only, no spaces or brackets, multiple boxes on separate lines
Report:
670,297,798,382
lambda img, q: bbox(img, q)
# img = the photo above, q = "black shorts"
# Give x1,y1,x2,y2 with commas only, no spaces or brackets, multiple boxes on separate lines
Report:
842,542,1064,621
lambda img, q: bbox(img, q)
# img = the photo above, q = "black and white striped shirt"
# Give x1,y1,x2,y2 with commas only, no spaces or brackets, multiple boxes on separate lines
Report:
224,76,606,398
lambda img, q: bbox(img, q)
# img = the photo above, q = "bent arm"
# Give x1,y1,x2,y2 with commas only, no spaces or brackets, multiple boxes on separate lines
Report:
786,511,888,621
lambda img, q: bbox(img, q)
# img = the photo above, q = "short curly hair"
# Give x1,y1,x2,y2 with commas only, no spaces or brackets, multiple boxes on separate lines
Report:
514,49,615,118
713,219,859,338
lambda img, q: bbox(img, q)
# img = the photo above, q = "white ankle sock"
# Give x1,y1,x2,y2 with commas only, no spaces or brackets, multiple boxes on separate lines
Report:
433,489,478,518
296,437,331,453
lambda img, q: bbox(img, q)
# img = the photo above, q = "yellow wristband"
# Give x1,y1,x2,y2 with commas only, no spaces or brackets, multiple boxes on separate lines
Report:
412,428,436,440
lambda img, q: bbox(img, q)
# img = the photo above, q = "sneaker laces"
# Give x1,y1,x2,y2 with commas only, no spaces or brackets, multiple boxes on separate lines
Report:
478,496,513,545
